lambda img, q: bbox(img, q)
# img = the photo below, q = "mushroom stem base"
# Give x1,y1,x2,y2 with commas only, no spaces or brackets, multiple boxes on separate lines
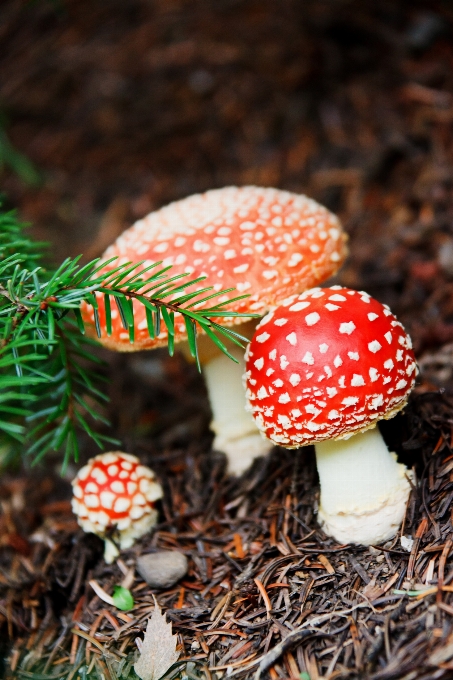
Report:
315,427,413,546
203,347,272,475
104,538,120,564
214,431,273,475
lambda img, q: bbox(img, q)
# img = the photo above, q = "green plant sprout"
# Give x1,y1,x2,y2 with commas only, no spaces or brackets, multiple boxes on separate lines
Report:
0,207,257,472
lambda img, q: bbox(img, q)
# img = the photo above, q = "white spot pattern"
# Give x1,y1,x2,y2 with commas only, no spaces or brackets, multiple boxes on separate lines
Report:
289,301,310,312
369,367,379,382
245,285,416,447
340,322,356,335
368,340,382,353
305,312,321,326
351,374,365,387
71,452,162,543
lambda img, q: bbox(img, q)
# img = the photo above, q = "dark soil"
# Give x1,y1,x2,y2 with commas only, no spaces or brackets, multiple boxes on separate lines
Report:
2,1,453,678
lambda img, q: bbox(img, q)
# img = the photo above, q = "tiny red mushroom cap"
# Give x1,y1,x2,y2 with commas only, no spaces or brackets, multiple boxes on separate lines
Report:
71,452,163,552
81,186,347,351
245,286,417,446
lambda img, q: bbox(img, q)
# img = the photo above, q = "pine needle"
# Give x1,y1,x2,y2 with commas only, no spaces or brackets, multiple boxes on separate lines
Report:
0,205,258,469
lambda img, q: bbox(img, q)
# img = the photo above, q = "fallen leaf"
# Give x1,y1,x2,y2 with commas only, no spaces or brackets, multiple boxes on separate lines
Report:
134,598,180,680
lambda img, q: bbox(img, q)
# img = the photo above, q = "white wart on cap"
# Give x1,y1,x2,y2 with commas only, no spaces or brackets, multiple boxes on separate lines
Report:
245,287,417,546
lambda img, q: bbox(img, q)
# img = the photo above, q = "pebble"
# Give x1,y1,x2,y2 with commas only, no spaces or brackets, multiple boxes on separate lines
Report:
136,551,188,589
400,535,414,552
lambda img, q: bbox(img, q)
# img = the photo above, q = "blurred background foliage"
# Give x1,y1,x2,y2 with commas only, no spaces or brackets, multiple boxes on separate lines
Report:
1,0,453,371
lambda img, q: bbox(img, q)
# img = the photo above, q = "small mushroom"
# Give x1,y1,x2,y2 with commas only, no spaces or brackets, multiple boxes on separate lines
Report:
71,451,163,563
245,286,417,545
82,187,347,473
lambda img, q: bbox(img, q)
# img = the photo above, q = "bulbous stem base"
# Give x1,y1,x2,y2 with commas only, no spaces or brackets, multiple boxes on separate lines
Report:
315,427,413,545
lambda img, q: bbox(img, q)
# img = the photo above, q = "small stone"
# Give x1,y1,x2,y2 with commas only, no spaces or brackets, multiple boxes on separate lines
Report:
400,535,414,552
136,551,188,589
368,546,381,555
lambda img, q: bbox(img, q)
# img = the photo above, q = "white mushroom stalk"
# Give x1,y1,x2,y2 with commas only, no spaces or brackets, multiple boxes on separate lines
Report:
315,427,413,545
202,345,272,474
245,286,418,546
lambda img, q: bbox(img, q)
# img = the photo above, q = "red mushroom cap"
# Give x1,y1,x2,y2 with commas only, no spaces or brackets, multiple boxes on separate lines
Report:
71,452,162,547
245,287,417,447
81,186,347,351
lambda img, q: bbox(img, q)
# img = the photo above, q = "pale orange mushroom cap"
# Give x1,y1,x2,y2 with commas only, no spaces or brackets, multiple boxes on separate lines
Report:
81,186,347,351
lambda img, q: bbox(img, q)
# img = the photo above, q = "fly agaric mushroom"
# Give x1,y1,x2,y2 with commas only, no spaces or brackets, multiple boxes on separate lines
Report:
82,187,347,474
245,286,417,545
71,452,163,563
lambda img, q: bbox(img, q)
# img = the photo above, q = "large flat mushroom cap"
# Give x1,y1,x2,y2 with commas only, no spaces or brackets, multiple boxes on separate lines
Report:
245,286,417,447
81,186,347,351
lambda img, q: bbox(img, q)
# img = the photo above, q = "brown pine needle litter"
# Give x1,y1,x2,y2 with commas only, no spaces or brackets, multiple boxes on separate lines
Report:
1,392,453,678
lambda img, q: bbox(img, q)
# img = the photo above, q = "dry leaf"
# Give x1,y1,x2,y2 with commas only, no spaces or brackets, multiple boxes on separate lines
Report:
134,599,180,680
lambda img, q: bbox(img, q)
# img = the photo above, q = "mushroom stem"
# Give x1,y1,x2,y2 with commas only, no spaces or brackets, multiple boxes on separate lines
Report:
315,427,413,545
202,346,272,474
104,538,120,565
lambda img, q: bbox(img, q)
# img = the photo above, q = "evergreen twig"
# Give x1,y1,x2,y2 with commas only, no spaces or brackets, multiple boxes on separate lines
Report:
0,208,257,471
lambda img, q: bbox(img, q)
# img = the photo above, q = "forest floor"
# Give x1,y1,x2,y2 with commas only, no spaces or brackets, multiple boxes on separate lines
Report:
2,1,453,678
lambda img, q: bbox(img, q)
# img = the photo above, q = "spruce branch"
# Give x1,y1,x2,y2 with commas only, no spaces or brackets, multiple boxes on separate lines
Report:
0,208,258,470
25,321,117,474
